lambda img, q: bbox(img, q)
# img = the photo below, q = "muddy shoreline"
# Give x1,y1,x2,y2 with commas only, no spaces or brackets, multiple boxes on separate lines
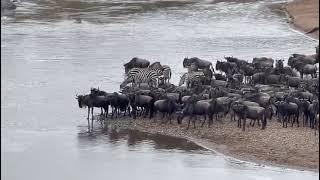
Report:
268,0,319,40
103,116,319,172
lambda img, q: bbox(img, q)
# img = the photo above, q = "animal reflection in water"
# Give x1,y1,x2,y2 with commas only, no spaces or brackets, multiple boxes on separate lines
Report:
76,47,319,133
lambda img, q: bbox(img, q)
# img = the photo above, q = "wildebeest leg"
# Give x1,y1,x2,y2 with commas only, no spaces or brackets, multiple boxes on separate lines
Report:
250,119,254,127
91,107,94,131
161,112,165,119
111,107,114,119
87,108,90,132
127,106,131,117
105,106,109,118
186,117,191,130
100,107,103,116
201,115,206,127
242,117,246,131
169,113,172,124
193,116,196,129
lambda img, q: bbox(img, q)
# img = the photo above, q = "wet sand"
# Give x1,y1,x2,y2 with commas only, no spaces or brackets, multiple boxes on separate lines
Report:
104,116,319,172
284,0,319,39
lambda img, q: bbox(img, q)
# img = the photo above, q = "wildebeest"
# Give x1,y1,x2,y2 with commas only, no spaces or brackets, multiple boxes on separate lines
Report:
216,61,237,75
177,98,217,129
128,94,154,119
76,93,110,131
296,64,318,79
275,101,300,128
183,57,215,73
124,57,150,73
106,92,130,118
252,57,274,70
154,98,181,124
231,102,267,131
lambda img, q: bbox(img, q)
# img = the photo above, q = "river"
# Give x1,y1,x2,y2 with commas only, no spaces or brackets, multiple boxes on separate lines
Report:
1,0,319,179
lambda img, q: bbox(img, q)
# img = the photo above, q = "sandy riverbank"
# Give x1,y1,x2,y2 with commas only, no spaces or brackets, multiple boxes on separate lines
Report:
104,116,319,172
284,0,319,39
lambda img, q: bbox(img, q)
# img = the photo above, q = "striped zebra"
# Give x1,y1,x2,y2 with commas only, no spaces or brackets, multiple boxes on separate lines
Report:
148,62,172,84
121,68,158,88
179,71,205,88
161,65,172,83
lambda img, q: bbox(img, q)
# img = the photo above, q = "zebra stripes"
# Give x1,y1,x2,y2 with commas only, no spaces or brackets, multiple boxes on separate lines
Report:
179,71,205,88
121,68,158,88
161,65,172,83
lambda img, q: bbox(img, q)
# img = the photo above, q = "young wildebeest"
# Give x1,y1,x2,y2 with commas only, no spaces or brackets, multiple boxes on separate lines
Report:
76,94,110,131
154,98,181,124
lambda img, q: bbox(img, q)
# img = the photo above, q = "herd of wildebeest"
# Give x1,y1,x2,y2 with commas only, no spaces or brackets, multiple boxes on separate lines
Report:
76,46,319,133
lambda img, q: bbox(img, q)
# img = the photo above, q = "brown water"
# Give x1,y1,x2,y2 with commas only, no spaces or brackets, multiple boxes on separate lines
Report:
1,0,319,179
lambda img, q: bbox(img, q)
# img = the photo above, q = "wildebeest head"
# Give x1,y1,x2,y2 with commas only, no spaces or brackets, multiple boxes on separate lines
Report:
76,94,84,108
183,57,191,68
275,59,284,69
124,57,138,73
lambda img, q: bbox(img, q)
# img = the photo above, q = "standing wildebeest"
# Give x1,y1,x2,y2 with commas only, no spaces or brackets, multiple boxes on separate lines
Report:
183,57,215,73
76,94,110,131
288,54,318,67
274,101,300,128
224,56,248,68
296,64,318,79
124,57,150,73
128,94,154,119
177,98,217,129
216,61,237,75
106,92,130,118
252,57,274,70
231,102,267,131
154,98,181,124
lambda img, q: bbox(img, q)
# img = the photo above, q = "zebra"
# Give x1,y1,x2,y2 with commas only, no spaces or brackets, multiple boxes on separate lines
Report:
158,65,172,85
179,71,205,88
148,62,172,85
121,68,158,88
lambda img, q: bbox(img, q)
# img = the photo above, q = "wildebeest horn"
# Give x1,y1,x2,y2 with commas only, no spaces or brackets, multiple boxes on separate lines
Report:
75,93,78,99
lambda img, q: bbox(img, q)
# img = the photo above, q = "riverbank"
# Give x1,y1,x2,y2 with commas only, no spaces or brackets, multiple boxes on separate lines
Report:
269,0,319,39
104,116,319,172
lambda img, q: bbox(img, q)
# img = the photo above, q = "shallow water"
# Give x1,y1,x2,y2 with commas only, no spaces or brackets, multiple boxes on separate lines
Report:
1,0,319,179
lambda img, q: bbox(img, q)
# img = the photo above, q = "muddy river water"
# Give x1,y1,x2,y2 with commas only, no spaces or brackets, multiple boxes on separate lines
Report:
1,0,319,179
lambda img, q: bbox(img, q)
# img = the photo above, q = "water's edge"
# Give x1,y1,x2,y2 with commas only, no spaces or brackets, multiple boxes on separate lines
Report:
267,1,319,41
105,118,319,173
